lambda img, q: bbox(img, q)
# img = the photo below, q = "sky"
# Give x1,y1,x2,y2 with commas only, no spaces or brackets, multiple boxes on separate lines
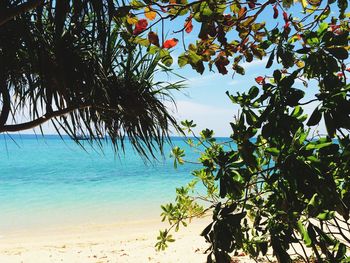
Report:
166,59,272,136
165,58,323,137
11,1,334,137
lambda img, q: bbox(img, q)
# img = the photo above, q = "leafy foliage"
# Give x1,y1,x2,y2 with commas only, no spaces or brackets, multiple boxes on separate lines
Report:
114,0,349,77
150,1,350,262
2,1,350,261
0,0,185,156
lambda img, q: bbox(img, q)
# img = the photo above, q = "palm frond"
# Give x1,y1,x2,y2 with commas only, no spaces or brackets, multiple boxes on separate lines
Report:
0,0,183,157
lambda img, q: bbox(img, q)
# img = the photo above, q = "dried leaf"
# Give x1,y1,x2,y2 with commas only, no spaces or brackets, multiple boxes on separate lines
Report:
148,31,160,47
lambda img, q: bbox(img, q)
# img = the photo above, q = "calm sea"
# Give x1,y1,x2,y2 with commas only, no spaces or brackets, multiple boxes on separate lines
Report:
0,135,204,233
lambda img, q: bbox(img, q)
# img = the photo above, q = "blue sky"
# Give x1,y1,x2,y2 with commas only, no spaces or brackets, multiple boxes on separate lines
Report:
164,58,321,137
165,58,272,136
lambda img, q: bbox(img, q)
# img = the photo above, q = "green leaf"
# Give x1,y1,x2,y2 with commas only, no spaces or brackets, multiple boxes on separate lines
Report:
231,169,244,183
266,147,280,156
188,50,202,64
316,210,335,220
200,129,214,139
245,110,257,125
338,0,348,19
200,222,213,237
297,220,312,247
148,45,159,55
313,225,337,245
266,48,275,68
296,47,311,54
234,65,245,75
324,112,336,137
130,0,144,8
318,6,330,21
199,2,213,17
159,49,173,66
271,235,291,262
308,193,318,208
305,142,332,150
181,120,196,129
133,36,150,47
170,147,185,169
307,107,322,126
317,22,328,36
178,53,188,67
292,106,303,117
335,243,347,260
286,89,305,107
248,86,259,99
327,47,349,60
273,70,281,83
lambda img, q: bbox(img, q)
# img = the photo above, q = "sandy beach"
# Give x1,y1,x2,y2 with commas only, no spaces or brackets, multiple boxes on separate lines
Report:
0,217,250,263
0,216,258,263
0,218,206,263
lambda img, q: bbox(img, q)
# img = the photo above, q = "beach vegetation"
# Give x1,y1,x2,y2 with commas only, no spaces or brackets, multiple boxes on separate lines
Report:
103,0,350,262
2,0,350,262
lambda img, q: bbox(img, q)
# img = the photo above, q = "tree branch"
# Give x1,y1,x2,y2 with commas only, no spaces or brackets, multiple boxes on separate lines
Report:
0,77,10,127
0,0,44,26
0,104,91,133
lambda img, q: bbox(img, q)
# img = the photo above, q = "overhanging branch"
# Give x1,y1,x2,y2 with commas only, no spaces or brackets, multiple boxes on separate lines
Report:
0,104,91,133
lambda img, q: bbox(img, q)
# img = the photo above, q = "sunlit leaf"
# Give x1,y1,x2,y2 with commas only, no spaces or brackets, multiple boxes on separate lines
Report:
144,6,156,20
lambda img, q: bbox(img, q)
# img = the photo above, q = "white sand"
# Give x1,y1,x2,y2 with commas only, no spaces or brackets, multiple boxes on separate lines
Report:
0,217,255,263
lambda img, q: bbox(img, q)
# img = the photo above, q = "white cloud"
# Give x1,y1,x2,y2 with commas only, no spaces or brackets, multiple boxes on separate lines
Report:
167,100,238,137
166,98,328,138
184,73,219,87
240,58,268,69
227,80,239,85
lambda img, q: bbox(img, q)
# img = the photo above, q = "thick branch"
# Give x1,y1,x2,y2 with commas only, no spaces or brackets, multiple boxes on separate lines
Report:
0,0,44,26
0,104,91,133
0,77,10,127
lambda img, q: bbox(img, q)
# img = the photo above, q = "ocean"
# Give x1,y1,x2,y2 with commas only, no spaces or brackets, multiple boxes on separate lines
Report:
0,135,202,234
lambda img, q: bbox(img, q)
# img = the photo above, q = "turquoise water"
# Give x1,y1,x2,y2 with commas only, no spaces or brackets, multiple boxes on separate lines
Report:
0,135,201,233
